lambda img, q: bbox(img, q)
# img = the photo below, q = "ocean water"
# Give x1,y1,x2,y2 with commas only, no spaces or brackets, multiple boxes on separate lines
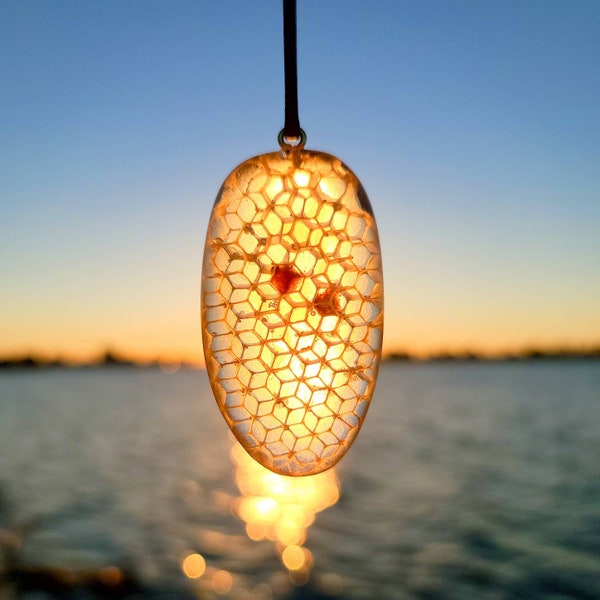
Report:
0,362,598,599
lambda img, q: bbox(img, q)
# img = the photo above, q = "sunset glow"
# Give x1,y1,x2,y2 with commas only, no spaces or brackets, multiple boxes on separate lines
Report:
1,2,598,364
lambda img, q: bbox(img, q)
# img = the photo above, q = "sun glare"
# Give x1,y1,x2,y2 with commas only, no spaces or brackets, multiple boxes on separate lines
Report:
231,442,339,577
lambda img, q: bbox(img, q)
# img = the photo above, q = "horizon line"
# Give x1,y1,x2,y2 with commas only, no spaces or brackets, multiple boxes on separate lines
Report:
2,344,600,371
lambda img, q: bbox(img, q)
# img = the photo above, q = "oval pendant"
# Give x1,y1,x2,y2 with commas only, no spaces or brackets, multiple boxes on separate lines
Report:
201,149,383,476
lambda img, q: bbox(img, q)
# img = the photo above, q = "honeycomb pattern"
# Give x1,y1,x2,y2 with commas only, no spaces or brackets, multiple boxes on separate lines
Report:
201,149,383,476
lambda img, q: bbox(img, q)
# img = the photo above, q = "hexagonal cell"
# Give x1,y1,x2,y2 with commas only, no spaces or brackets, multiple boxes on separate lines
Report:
265,243,289,265
320,233,339,256
220,377,243,395
251,420,267,443
289,356,306,380
310,402,333,419
272,201,293,222
218,277,233,300
238,231,260,254
360,300,381,322
287,304,309,326
356,272,377,297
331,206,349,232
294,332,316,352
303,362,322,379
242,260,261,285
340,412,359,429
365,327,382,351
282,429,296,451
315,416,334,435
249,370,268,390
318,177,347,200
230,287,250,304
298,348,319,367
226,271,253,295
268,441,290,457
341,346,360,369
241,344,261,361
213,247,230,272
347,214,367,238
335,240,353,260
325,394,342,415
309,436,325,457
290,220,311,245
275,367,296,384
303,195,320,219
210,335,231,353
230,336,243,360
280,379,299,399
212,349,236,365
228,406,251,423
226,256,245,275
290,435,310,455
313,366,334,387
350,243,371,270
243,394,259,415
236,196,258,223
331,370,350,388
320,314,341,334
295,249,319,276
342,292,363,317
231,301,254,320
225,391,243,409
237,365,252,387
315,202,334,228
203,292,223,308
349,325,369,344
225,212,243,231
292,169,311,188
264,211,284,236
263,175,284,200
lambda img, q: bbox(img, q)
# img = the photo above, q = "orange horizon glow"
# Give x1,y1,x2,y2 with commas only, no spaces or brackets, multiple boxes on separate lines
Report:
2,332,600,369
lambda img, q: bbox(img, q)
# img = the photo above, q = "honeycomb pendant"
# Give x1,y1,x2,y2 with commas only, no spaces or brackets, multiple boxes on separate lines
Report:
201,148,383,476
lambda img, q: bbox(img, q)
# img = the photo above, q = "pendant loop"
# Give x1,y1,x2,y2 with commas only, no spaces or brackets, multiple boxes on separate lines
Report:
278,127,307,153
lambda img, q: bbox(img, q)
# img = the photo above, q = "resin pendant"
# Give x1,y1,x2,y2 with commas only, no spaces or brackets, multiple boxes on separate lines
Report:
201,147,383,476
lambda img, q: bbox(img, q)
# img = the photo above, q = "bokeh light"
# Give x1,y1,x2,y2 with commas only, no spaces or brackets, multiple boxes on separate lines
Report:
231,441,339,577
181,552,206,579
211,569,233,594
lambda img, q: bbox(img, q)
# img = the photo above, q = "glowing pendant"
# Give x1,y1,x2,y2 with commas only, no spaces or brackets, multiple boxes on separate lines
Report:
201,146,383,475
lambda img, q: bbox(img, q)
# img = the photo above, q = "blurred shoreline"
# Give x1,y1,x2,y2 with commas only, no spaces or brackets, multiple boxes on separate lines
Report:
1,346,599,370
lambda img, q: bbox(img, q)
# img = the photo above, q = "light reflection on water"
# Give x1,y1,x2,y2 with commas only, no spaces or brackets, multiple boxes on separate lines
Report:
0,363,599,599
178,441,340,596
231,442,339,582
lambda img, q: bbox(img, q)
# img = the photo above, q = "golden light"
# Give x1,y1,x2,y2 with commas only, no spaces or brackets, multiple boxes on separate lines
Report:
231,441,339,576
281,545,309,571
181,552,206,579
202,150,383,476
211,569,233,594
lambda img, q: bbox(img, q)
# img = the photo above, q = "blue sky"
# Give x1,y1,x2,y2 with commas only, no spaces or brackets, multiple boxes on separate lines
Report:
1,0,599,361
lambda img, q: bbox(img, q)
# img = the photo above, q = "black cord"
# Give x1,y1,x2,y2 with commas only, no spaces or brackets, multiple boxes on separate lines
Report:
281,0,304,144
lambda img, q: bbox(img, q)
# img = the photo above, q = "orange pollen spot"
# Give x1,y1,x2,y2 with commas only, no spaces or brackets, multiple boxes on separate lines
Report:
314,288,341,317
271,265,302,294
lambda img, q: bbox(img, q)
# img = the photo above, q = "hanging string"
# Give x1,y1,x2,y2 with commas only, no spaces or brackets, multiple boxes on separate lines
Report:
279,0,306,148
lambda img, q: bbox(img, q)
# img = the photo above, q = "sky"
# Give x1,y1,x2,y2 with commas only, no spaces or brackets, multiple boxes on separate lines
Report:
1,0,599,364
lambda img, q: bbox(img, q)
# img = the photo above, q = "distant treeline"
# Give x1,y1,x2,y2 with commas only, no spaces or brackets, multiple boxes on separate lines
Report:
0,351,193,370
1,347,600,370
385,347,600,363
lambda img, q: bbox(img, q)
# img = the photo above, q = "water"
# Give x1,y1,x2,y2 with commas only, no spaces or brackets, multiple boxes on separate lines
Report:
0,362,598,599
